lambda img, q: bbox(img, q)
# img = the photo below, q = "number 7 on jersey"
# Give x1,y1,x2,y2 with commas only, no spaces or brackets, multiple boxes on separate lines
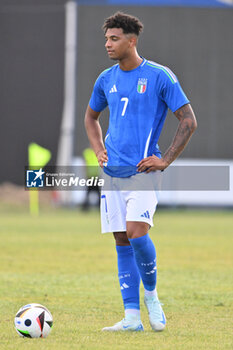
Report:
121,97,129,117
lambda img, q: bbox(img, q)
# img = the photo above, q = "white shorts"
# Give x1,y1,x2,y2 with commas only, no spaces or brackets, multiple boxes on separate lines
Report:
100,172,161,233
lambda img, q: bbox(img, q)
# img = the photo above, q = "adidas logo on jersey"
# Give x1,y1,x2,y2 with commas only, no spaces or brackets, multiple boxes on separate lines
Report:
109,84,117,93
140,211,150,219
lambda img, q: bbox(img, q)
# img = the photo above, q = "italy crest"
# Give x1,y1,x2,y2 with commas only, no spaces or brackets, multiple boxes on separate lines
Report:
137,78,147,94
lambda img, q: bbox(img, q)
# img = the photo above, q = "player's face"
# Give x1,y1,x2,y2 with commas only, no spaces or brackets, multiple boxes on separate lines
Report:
105,28,134,61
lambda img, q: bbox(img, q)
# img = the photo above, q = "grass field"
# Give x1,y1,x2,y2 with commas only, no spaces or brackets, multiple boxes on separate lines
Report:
0,206,232,350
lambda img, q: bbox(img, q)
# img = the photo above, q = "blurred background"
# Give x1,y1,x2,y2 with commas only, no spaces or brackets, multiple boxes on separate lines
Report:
0,0,232,209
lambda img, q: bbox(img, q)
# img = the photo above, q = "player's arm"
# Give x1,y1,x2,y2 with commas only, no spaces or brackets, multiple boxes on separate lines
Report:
137,103,197,172
84,105,108,168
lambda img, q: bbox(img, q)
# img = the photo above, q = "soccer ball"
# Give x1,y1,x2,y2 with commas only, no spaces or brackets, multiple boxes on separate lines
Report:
14,303,53,338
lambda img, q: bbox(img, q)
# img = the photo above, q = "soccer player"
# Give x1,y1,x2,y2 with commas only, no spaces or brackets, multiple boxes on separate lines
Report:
84,12,197,332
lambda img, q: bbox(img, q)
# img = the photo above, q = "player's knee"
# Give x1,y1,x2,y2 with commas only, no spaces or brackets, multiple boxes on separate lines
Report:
113,232,130,246
126,221,150,239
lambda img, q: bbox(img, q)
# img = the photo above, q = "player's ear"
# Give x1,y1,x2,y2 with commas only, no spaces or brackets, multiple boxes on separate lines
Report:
129,35,137,48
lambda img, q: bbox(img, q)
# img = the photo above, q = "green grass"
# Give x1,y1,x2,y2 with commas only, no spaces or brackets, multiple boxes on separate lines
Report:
0,206,232,350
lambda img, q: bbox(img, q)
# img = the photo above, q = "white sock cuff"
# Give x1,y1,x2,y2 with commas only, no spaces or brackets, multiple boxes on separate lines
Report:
144,288,158,298
125,309,140,318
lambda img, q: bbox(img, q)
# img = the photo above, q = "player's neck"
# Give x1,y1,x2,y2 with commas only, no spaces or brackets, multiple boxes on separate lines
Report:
119,54,143,71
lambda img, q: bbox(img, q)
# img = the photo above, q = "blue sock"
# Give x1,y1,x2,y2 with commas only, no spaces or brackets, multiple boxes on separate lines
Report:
129,234,157,291
116,245,141,310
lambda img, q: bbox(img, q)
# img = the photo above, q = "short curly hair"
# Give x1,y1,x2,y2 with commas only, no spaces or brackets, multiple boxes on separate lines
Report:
103,12,143,36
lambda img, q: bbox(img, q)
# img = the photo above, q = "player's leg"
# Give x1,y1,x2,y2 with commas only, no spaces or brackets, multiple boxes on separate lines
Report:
100,186,143,332
127,222,166,331
127,221,157,292
102,231,143,332
113,231,141,316
125,190,166,331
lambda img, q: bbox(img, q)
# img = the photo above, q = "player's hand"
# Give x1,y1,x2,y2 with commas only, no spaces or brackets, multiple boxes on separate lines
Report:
96,149,108,168
137,155,168,173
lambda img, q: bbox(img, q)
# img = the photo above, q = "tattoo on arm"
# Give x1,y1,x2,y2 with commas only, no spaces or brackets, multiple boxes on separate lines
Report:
163,104,197,166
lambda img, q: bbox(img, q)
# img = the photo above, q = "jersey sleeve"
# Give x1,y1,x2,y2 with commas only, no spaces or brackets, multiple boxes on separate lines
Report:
157,68,190,113
89,72,108,112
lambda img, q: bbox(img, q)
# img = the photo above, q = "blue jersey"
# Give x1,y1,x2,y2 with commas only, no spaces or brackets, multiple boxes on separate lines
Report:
89,58,189,177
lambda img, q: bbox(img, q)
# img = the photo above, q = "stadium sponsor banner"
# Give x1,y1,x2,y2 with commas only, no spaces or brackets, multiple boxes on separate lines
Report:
25,165,230,191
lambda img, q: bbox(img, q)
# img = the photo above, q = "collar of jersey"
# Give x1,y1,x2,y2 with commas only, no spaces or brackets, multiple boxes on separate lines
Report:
118,57,147,73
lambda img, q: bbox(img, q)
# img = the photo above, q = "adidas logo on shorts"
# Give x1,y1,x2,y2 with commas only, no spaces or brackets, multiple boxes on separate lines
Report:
140,211,150,219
